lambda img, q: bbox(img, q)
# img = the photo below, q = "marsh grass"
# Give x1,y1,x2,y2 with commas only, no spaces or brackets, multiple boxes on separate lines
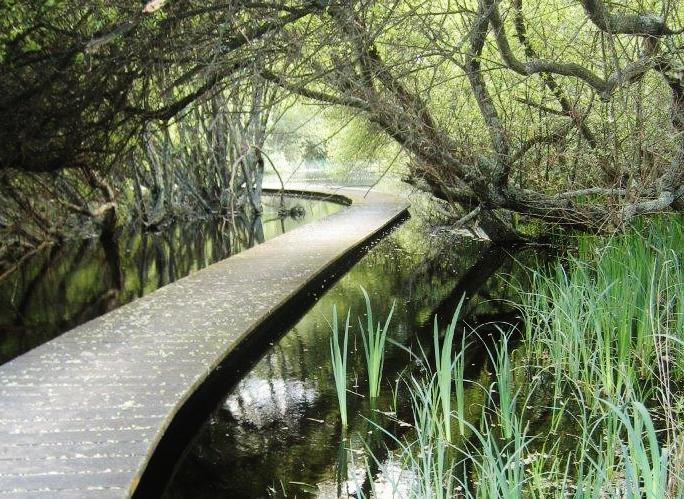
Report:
433,295,465,443
359,286,395,405
330,305,351,427
485,331,517,440
336,216,684,497
454,333,467,437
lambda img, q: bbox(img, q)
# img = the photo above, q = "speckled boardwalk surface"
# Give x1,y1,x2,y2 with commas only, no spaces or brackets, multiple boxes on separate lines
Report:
0,186,408,498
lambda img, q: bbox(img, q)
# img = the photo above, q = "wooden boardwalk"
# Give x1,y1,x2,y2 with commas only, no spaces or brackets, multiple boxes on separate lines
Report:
0,186,409,498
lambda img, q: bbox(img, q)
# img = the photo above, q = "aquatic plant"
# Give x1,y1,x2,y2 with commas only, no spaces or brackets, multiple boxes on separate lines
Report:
453,333,467,438
359,287,394,404
330,305,351,427
370,374,456,499
432,296,465,443
357,216,684,497
607,400,670,498
485,331,517,440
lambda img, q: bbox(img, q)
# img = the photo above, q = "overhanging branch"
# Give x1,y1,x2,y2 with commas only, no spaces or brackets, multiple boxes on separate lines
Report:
580,0,677,36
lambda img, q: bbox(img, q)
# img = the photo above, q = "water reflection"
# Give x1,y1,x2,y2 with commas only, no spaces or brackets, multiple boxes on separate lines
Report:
0,196,343,365
224,378,318,429
164,216,536,498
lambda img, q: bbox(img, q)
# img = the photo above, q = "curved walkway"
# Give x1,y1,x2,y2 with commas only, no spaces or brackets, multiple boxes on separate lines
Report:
0,186,409,498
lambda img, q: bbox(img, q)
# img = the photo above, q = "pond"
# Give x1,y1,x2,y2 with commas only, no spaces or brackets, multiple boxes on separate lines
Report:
0,195,343,365
162,214,536,498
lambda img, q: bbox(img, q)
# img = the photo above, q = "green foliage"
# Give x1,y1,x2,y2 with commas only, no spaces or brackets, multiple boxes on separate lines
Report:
432,296,465,443
350,215,684,497
523,217,684,395
330,305,351,428
359,286,394,403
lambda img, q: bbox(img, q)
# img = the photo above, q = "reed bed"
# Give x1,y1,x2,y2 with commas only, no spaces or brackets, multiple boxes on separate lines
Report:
332,217,684,497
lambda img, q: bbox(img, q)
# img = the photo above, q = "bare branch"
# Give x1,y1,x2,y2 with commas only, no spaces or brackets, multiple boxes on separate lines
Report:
489,3,659,100
260,70,371,111
580,0,677,36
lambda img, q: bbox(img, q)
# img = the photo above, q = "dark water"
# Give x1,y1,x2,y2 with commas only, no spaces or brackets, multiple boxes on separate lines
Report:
163,216,536,498
0,196,343,365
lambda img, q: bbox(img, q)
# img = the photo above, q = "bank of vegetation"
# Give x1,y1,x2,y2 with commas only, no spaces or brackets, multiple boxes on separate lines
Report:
331,217,684,497
2,1,683,256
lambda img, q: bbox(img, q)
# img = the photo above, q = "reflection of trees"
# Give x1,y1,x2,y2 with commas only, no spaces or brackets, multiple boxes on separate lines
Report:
165,231,534,497
166,349,343,498
16,243,69,320
101,229,123,293
0,213,272,365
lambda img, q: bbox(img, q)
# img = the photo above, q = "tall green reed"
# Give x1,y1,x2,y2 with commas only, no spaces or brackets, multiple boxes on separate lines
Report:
610,400,669,498
330,305,351,427
360,216,684,497
433,295,465,443
359,287,394,404
454,333,467,437
487,331,516,440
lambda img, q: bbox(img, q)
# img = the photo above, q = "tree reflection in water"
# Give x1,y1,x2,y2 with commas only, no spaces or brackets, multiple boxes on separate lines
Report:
0,196,342,365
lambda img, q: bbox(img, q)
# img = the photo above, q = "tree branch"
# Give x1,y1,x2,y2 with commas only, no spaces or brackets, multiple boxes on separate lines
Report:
511,122,573,162
580,0,677,36
465,0,511,188
260,69,371,111
511,0,597,148
489,3,659,100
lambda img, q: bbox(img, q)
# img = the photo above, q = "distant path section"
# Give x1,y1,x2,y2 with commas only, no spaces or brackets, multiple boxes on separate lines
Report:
0,186,409,498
